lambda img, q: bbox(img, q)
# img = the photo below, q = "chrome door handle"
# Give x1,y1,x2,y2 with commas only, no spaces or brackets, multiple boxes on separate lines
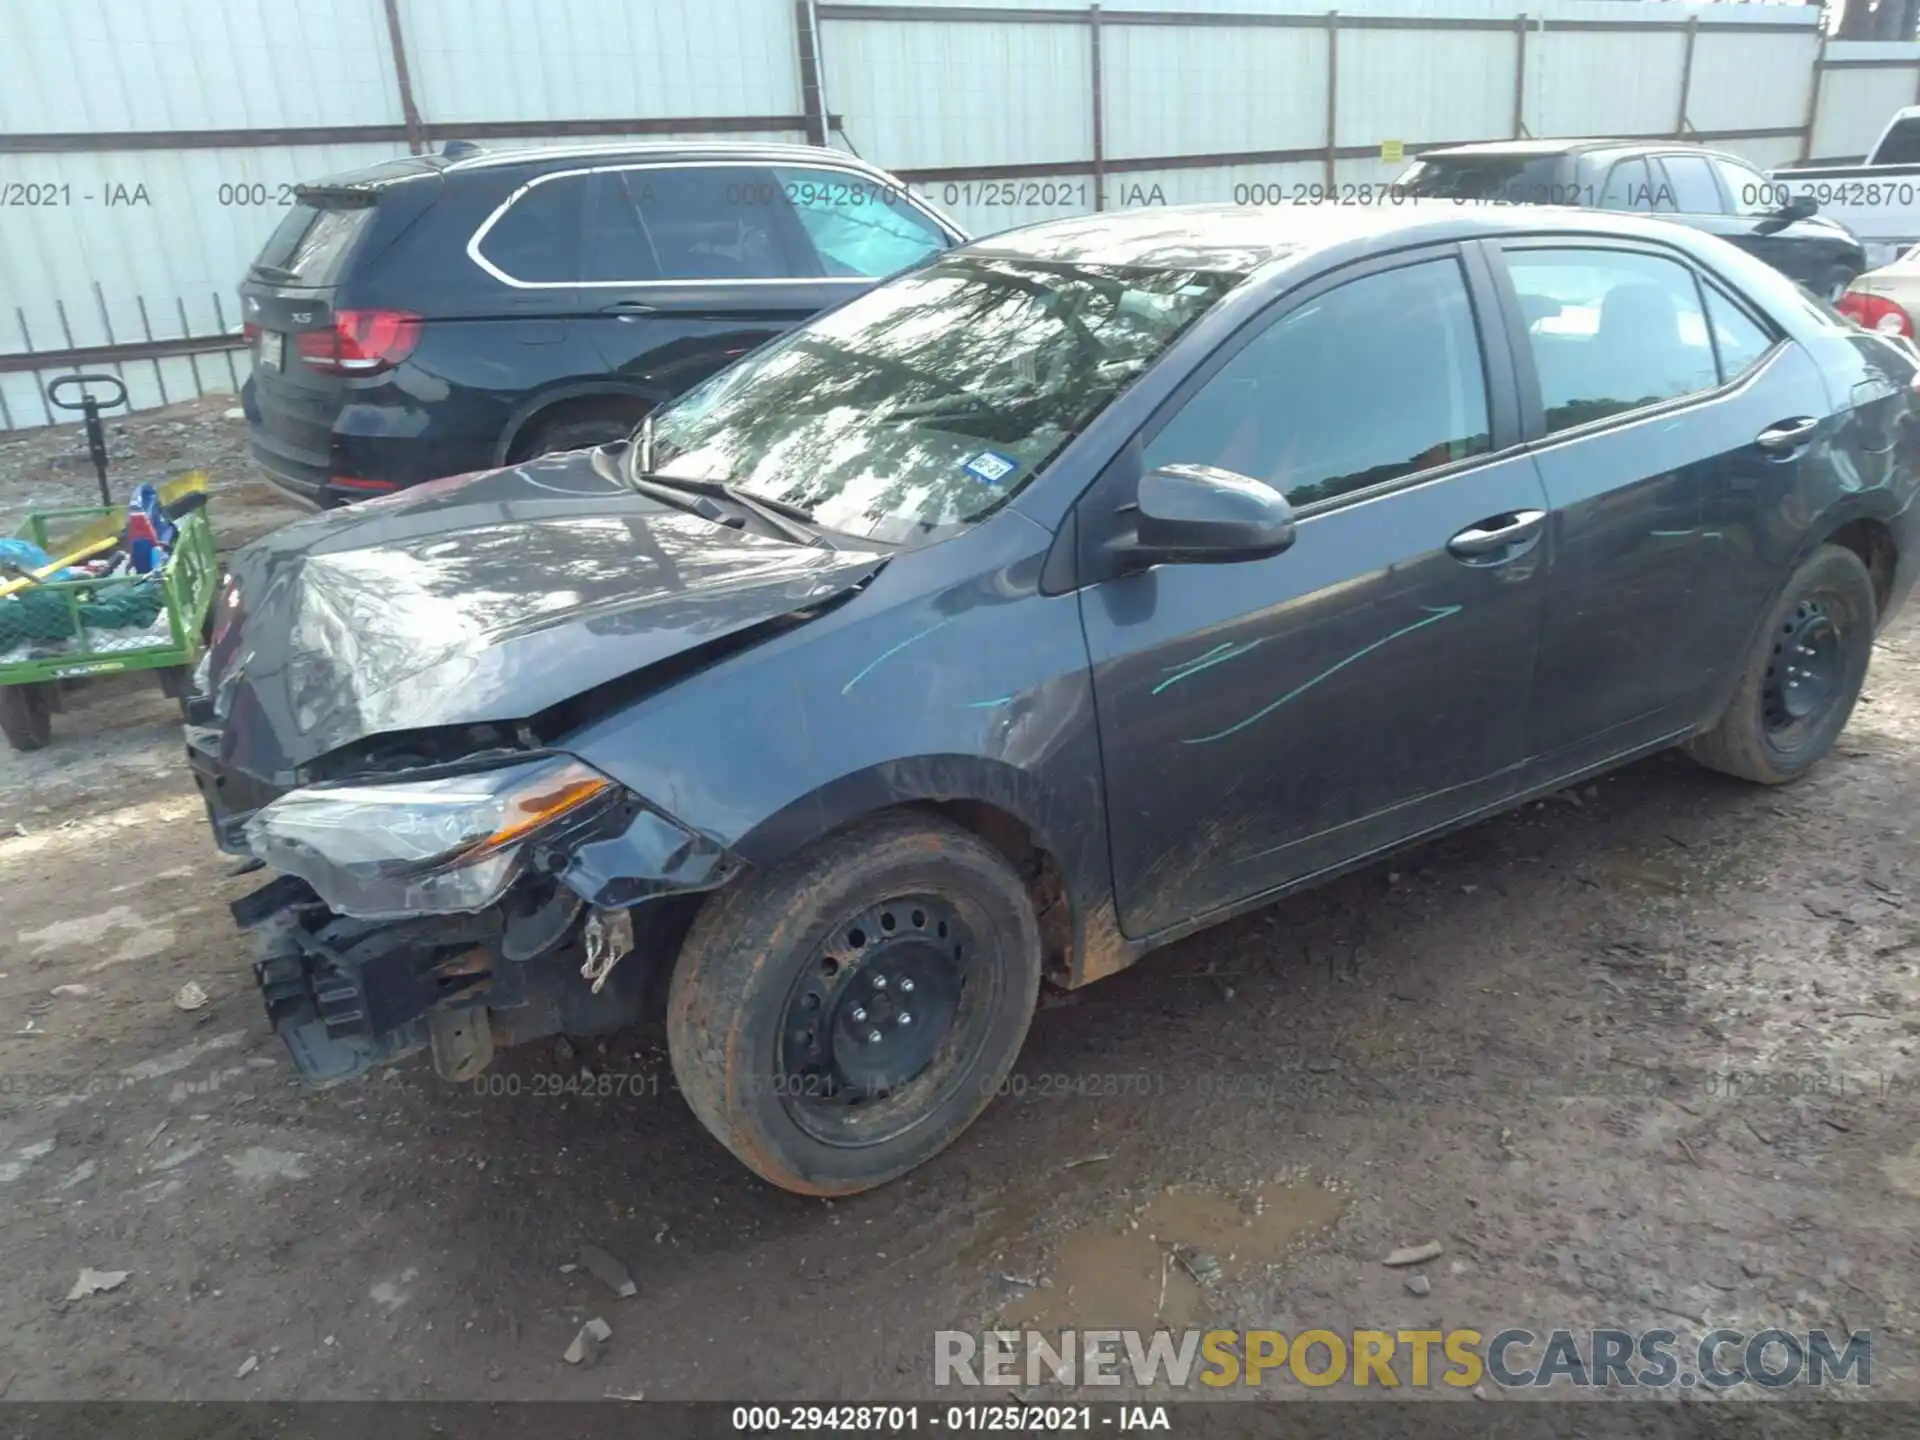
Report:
1447,508,1545,559
1756,416,1819,451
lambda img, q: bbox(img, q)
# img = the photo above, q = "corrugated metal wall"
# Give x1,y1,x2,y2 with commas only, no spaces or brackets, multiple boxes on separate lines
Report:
1813,40,1920,166
0,0,1894,430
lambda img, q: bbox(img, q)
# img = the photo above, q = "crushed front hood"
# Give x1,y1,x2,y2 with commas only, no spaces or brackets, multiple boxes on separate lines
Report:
208,452,885,778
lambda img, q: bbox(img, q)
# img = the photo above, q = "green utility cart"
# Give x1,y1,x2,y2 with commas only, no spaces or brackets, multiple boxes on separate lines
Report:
0,503,220,751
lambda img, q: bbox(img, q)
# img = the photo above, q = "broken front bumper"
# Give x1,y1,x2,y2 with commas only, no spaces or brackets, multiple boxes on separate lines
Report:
238,881,694,1085
195,732,743,1085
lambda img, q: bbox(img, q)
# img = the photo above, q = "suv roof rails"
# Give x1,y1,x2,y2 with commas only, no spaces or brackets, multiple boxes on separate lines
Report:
440,139,484,160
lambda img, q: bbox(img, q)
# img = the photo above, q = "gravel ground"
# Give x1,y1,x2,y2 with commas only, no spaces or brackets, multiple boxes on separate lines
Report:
0,406,1916,1409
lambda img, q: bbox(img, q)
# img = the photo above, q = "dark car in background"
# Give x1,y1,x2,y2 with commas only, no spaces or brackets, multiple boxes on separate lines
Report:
1396,139,1866,301
193,202,1916,1195
238,141,963,507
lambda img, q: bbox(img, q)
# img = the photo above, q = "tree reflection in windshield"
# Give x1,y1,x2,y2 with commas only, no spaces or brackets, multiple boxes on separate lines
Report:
647,255,1245,543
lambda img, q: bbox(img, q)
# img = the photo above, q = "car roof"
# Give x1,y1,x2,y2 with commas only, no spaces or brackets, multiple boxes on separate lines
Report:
964,201,1731,275
442,139,879,172
1419,137,1734,162
296,140,896,192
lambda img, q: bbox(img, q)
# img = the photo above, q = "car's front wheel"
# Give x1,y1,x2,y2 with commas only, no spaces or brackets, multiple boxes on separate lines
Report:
667,812,1042,1195
1686,543,1877,785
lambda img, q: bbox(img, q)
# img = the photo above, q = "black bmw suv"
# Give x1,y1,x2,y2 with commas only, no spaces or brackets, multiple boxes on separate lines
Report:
239,141,964,506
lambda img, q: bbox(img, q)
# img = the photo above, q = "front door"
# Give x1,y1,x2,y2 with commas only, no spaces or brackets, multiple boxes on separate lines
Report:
1081,250,1551,939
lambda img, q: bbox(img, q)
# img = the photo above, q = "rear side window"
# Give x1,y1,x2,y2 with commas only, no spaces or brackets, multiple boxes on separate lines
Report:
1506,248,1719,433
1597,158,1655,213
1702,285,1774,378
1876,117,1920,165
582,165,811,282
1394,154,1571,204
477,174,588,284
1657,156,1725,215
253,204,374,286
770,166,948,277
1143,258,1491,508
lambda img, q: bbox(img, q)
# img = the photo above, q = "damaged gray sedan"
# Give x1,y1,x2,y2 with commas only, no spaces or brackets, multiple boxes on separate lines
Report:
190,203,1918,1193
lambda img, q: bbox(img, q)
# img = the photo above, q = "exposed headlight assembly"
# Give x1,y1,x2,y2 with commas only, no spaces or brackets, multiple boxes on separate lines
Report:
243,756,616,920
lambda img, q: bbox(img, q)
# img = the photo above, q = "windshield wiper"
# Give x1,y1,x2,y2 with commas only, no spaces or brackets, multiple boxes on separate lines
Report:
641,472,831,548
619,430,828,547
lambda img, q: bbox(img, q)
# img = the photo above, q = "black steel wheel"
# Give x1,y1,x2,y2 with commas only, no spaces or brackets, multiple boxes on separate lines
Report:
1687,543,1876,785
668,813,1041,1195
776,894,990,1146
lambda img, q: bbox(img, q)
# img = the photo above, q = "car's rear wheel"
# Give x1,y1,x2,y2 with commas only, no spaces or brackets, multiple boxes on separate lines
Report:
0,682,53,752
1685,543,1876,785
667,812,1042,1195
510,404,644,462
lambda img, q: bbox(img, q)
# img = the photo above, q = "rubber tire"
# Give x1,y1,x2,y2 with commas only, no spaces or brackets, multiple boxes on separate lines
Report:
156,665,192,701
512,410,641,461
667,813,1042,1196
1817,264,1857,305
1685,543,1876,785
0,682,53,752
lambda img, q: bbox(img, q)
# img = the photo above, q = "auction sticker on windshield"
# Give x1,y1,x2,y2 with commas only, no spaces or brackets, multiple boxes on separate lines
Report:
962,451,1020,487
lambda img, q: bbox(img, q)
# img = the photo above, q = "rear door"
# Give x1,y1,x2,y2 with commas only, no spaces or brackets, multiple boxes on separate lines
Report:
572,162,953,402
1081,248,1551,937
1487,239,1831,781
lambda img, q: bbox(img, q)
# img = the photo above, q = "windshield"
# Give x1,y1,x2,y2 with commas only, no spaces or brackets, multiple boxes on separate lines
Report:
643,254,1244,543
1395,154,1571,205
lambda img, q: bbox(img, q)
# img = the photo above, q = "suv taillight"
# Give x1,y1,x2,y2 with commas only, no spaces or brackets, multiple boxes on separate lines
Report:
1837,290,1914,338
296,309,422,376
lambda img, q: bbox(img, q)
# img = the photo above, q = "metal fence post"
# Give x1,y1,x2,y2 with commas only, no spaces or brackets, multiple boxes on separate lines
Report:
1325,10,1339,189
1090,4,1106,210
795,0,830,147
380,0,426,153
1800,32,1828,162
1512,14,1528,139
1675,15,1697,138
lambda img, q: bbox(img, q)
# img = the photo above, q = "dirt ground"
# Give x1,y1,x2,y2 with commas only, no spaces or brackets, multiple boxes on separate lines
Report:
1,401,1918,1405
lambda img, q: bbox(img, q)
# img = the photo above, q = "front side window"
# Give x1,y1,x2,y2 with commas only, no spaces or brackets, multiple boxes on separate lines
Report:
1657,155,1725,215
1143,258,1491,509
1710,157,1772,218
1506,247,1720,433
646,255,1243,542
772,166,949,278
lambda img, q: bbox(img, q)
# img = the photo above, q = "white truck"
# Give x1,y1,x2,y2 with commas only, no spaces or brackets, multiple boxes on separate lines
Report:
1770,107,1920,269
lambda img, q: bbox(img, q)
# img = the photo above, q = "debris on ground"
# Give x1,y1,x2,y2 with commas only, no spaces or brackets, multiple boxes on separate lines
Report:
1405,1273,1432,1296
578,1243,638,1299
49,984,90,998
65,1268,129,1300
1383,1241,1444,1267
563,1317,613,1366
235,1354,258,1379
173,981,209,1012
1176,1249,1221,1285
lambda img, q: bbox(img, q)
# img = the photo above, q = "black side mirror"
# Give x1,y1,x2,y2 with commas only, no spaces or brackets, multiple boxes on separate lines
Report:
1757,195,1817,234
1119,463,1296,568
